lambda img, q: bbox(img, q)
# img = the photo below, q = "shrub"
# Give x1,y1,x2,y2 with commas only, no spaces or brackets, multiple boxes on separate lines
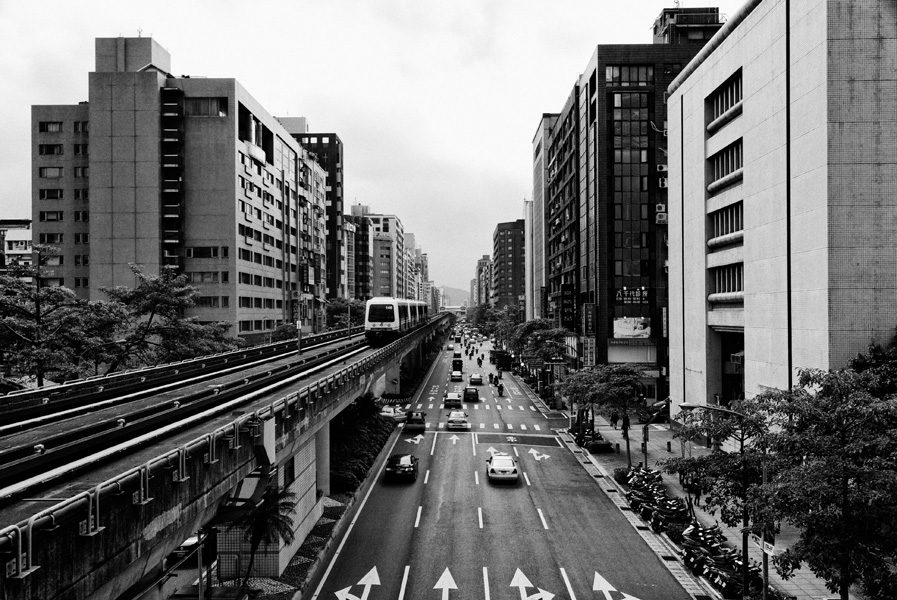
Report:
664,521,687,544
613,467,630,485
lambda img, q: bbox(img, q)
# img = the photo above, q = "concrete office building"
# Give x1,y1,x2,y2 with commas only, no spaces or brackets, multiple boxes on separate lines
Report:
538,7,723,391
492,220,526,311
668,0,897,412
528,115,556,322
344,211,374,301
474,255,492,307
352,205,405,298
32,37,329,340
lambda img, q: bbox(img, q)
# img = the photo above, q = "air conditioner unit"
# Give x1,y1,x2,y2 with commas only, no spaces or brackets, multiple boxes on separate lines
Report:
656,213,669,224
658,178,668,188
657,164,668,172
655,203,667,212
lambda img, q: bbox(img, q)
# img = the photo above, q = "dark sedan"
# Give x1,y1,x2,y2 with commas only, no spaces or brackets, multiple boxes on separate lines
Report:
384,454,419,482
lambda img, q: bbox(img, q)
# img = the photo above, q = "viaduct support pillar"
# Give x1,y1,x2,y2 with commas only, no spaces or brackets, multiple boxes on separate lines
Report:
315,421,331,497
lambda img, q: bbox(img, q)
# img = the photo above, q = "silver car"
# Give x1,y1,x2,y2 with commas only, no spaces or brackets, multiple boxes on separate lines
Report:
486,453,519,483
446,411,469,430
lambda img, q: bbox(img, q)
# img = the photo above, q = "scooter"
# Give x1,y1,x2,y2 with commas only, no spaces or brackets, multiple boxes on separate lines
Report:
497,384,504,396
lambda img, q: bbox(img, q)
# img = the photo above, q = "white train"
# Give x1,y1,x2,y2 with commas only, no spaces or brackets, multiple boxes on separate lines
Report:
364,297,430,346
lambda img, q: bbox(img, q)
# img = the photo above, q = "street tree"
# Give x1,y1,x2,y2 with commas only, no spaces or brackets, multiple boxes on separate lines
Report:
754,368,897,600
527,327,572,362
100,264,239,373
506,318,554,356
323,298,365,330
231,485,297,596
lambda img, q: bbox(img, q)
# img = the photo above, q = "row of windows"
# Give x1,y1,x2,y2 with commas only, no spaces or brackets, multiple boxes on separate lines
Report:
606,65,654,87
38,121,89,133
37,233,89,244
710,202,743,239
238,319,282,332
38,144,88,155
195,295,230,308
38,189,89,200
708,70,743,123
185,246,228,259
185,97,228,117
39,167,88,178
238,223,278,248
38,210,89,222
239,247,279,268
712,263,744,293
709,140,743,183
238,271,284,289
185,271,229,284
238,296,284,310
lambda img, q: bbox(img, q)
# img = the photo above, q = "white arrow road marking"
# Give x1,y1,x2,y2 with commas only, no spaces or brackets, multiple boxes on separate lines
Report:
434,568,458,600
486,446,499,456
449,434,460,445
334,566,380,600
427,396,435,401
528,449,550,461
405,434,424,445
509,569,554,600
592,571,616,600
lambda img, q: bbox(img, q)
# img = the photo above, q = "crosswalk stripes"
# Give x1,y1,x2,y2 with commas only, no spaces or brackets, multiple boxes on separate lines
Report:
421,421,542,430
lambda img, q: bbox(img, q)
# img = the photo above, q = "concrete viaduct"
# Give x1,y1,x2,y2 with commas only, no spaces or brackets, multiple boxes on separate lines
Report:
0,315,451,600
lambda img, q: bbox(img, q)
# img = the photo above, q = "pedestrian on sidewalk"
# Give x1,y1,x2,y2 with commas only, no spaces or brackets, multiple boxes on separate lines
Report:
610,410,619,429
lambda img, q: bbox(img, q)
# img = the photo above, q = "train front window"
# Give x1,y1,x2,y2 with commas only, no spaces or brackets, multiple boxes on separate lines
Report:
368,304,396,322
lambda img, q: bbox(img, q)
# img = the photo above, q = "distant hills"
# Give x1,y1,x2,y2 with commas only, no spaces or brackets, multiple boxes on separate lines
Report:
439,286,469,307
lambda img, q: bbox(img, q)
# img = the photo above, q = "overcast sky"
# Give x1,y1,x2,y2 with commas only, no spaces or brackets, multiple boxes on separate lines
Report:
0,0,745,291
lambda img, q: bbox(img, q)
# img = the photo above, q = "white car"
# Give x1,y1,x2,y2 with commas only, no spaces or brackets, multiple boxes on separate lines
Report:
379,406,407,422
450,370,463,381
469,373,483,385
486,453,519,483
446,411,469,430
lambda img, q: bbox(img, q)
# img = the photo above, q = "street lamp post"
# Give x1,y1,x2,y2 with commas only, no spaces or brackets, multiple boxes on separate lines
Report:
679,402,766,600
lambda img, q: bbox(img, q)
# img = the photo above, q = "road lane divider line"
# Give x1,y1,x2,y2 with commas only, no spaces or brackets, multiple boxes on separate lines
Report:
430,431,438,455
523,472,531,486
480,423,485,429
521,424,528,430
398,565,410,600
560,567,578,600
507,424,513,429
414,506,422,528
475,471,479,485
424,470,430,484
478,507,483,529
537,508,548,530
534,425,541,431
471,431,476,455
309,426,402,600
493,423,499,429
483,567,491,600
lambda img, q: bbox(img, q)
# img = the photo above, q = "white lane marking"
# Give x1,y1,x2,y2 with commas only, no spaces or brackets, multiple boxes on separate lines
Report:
480,423,485,429
483,567,491,600
507,424,513,429
439,422,445,428
475,471,479,485
493,423,499,429
428,404,434,409
534,425,541,431
560,567,577,600
519,406,525,411
418,404,423,409
530,406,537,411
310,429,401,600
521,424,528,431
431,431,438,455
496,404,502,410
405,403,412,410
425,470,430,484
513,447,519,457
414,506,422,528
426,423,432,428
398,565,411,600
537,508,548,530
523,472,531,486
478,507,484,529
474,404,479,410
471,431,476,456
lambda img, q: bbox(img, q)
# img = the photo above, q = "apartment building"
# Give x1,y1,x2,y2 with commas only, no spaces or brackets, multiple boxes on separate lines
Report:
668,0,897,412
492,220,525,311
0,219,32,276
32,37,328,341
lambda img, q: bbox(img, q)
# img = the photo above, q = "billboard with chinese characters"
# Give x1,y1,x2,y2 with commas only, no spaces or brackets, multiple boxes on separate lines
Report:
560,283,576,330
615,287,649,304
613,316,651,339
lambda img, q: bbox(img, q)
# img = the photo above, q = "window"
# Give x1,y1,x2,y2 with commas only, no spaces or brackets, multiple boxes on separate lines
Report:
708,139,743,185
606,65,654,87
74,121,89,133
39,144,63,155
74,167,89,178
38,233,63,244
74,210,89,222
253,297,262,308
74,233,89,244
74,277,89,288
185,97,228,117
188,271,219,283
39,189,63,200
39,167,62,178
239,272,252,284
186,246,220,258
195,296,220,308
39,121,62,133
711,264,744,294
708,69,743,124
74,144,89,155
239,320,251,332
710,202,744,239
41,255,63,266
75,255,89,266
75,189,89,201
221,296,229,308
39,211,63,222
239,296,252,308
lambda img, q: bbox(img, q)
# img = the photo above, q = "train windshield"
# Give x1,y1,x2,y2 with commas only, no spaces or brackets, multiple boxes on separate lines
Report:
368,304,396,322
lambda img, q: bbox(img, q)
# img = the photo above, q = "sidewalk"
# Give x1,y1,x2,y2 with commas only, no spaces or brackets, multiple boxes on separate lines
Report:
507,372,852,600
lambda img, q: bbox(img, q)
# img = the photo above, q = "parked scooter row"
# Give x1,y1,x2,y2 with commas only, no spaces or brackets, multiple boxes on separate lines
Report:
623,466,689,533
680,520,762,599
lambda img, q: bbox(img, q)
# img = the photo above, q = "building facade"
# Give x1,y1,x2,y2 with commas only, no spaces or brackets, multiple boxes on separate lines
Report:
668,0,897,413
527,114,557,321
0,220,32,276
32,37,329,341
492,220,526,311
474,255,492,307
538,7,723,392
